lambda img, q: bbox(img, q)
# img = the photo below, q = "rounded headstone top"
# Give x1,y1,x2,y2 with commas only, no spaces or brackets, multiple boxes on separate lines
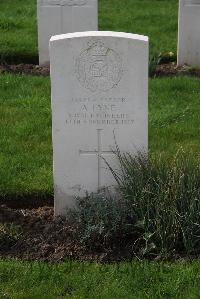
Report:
50,31,149,43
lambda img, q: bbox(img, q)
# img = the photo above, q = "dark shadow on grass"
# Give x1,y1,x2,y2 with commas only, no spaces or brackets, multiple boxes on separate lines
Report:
0,54,39,65
0,193,53,209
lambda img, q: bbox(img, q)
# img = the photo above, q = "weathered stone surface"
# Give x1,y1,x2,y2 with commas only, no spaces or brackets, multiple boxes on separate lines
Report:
50,31,148,215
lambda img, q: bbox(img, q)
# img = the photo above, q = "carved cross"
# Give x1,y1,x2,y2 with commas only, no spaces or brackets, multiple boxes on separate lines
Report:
79,129,115,190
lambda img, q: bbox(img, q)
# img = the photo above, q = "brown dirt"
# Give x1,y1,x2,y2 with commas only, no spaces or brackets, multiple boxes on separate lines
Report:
0,204,86,262
1,62,200,78
0,63,50,76
154,63,200,77
0,203,198,263
0,204,131,263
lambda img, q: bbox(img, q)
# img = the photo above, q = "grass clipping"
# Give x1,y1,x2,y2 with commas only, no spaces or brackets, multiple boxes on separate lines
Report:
69,149,200,260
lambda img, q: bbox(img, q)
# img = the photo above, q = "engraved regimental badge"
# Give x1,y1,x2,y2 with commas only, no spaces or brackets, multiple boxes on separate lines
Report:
75,40,123,92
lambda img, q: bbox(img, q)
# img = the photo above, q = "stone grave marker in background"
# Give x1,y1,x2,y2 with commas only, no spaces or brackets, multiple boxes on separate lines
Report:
37,0,98,65
50,31,148,216
178,0,200,66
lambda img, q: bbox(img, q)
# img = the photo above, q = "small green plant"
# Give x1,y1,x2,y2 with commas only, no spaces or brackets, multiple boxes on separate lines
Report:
69,191,135,249
149,54,160,77
0,223,22,247
157,51,176,64
149,51,176,77
70,150,200,259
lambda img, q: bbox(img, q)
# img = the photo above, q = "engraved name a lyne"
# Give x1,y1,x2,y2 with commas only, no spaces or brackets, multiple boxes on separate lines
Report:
41,0,87,6
67,96,133,125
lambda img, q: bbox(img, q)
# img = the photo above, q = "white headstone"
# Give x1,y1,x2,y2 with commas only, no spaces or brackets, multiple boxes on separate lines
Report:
50,31,148,216
37,0,98,65
178,0,200,66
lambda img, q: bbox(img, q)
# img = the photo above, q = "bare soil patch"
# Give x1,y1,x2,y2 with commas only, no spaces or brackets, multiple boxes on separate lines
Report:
1,63,200,78
154,63,200,78
0,204,131,263
0,203,198,263
0,63,49,76
0,204,87,262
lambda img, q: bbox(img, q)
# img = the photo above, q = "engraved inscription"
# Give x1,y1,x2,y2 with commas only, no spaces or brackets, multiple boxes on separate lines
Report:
42,0,87,6
66,96,135,125
79,129,115,189
75,40,123,92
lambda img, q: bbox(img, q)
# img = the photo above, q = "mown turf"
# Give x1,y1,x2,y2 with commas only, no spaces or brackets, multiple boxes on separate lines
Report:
0,0,178,63
149,76,200,156
99,0,178,58
0,0,37,63
0,260,200,299
0,74,52,199
0,74,199,199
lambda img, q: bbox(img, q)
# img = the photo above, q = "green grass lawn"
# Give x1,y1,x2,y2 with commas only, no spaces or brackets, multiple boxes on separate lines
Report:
0,0,37,63
0,0,178,63
0,73,199,200
0,260,200,298
0,74,52,199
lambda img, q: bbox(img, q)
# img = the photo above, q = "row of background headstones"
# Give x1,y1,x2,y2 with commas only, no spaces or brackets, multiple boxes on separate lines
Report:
38,0,98,65
38,0,200,67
